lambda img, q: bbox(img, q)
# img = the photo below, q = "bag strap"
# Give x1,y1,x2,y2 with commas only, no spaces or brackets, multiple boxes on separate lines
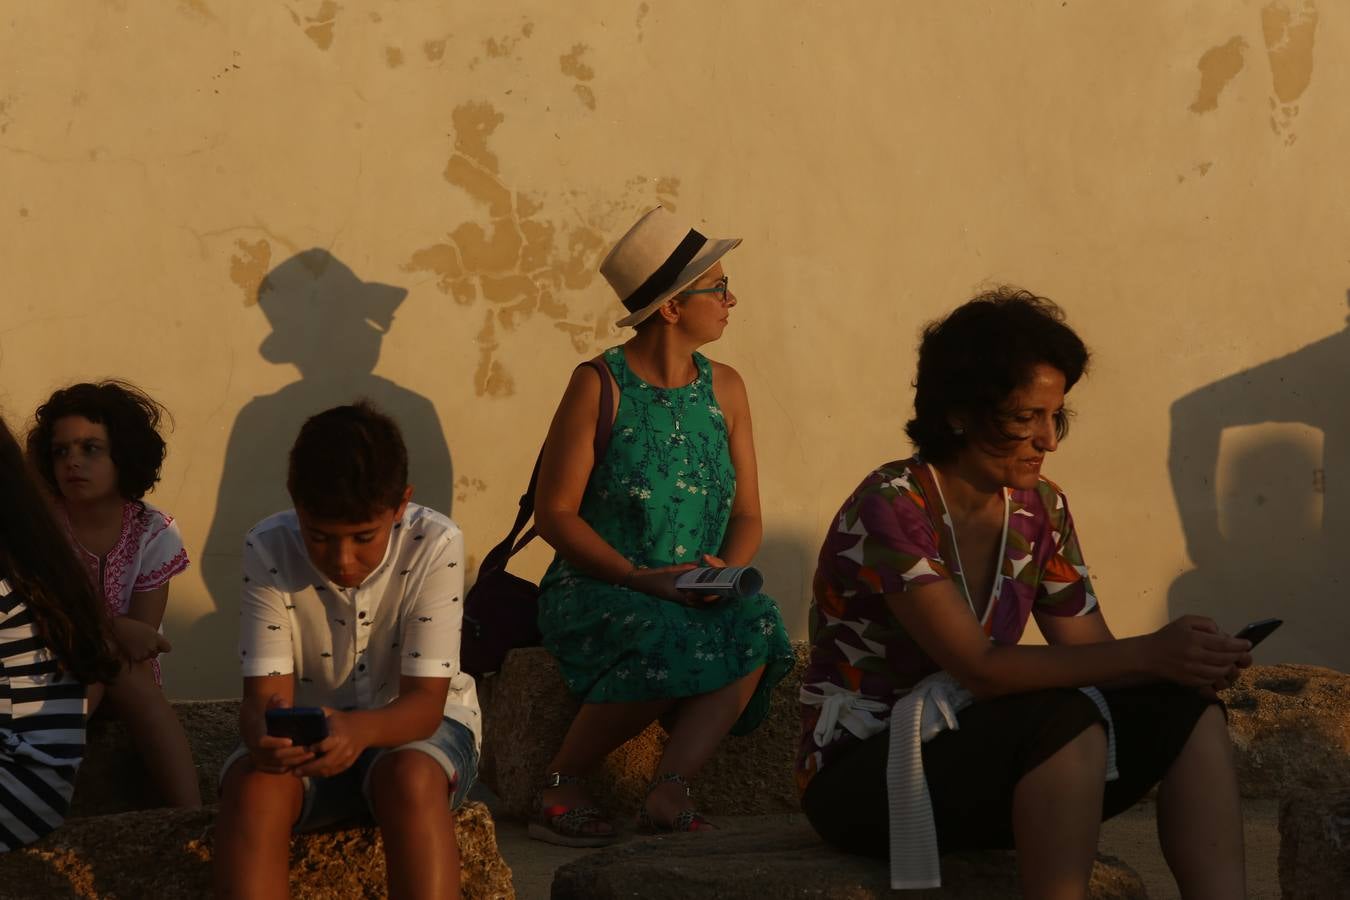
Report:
478,359,614,573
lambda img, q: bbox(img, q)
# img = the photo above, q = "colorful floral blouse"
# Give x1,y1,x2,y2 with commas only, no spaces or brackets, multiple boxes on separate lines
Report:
797,458,1097,793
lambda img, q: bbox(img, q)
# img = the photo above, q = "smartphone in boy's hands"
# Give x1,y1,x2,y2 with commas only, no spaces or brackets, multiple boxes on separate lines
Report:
265,707,329,747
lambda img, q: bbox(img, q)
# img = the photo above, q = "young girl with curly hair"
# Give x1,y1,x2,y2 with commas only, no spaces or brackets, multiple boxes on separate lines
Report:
27,381,201,808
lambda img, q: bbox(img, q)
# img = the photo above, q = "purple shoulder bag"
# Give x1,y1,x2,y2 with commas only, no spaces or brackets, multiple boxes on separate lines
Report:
460,360,615,676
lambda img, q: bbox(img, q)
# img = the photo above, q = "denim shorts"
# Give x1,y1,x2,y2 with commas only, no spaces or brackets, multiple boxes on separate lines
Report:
219,716,479,832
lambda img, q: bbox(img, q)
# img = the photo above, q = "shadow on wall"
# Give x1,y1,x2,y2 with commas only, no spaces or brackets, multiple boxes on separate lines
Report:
179,250,454,697
1168,291,1350,671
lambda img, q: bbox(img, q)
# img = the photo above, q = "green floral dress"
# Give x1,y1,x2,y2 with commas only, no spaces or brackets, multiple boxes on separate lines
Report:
538,346,793,734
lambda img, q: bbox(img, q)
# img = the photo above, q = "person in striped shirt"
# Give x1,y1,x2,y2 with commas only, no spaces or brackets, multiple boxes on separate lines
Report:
0,413,121,851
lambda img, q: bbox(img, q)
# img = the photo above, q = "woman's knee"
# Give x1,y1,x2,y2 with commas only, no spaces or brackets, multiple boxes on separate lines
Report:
1178,703,1234,759
1025,718,1108,785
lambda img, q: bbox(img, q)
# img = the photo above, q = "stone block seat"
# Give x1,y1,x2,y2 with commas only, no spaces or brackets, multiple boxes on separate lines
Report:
483,645,1349,898
1218,663,1350,798
550,821,1147,899
478,644,810,820
479,645,1350,819
1278,786,1350,899
0,802,511,900
0,700,514,899
70,700,240,818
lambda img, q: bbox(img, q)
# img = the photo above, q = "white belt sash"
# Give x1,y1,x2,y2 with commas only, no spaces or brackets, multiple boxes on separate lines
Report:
804,674,1118,890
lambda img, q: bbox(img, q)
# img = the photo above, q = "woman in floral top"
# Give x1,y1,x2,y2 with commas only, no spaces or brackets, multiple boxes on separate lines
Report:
800,290,1250,898
530,207,792,846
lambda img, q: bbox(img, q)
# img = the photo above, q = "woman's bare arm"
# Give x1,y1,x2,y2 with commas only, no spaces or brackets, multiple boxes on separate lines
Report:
1037,606,1243,693
709,362,762,567
887,579,1250,699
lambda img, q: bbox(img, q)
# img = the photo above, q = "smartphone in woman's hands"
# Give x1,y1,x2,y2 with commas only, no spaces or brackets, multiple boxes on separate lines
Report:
1234,618,1282,648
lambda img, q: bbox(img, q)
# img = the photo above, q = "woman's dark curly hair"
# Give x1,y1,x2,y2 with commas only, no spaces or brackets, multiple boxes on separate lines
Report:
288,400,409,521
0,414,120,684
27,381,170,501
905,287,1090,463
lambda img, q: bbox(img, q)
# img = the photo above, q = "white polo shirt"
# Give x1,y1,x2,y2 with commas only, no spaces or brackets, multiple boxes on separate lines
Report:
237,503,480,746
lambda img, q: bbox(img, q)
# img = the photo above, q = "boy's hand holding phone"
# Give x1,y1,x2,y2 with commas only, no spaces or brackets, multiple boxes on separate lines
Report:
291,708,370,779
247,694,319,775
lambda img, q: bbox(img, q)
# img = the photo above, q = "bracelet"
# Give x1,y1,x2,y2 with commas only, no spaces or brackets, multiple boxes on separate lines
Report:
620,566,639,588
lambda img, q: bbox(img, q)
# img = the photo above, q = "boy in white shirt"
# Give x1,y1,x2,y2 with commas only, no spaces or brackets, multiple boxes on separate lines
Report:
213,402,479,900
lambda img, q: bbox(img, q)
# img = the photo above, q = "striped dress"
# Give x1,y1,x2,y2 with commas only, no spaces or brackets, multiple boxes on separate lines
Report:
0,577,87,852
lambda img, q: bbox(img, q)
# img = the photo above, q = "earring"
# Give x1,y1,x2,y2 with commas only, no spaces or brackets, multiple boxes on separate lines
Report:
952,425,965,436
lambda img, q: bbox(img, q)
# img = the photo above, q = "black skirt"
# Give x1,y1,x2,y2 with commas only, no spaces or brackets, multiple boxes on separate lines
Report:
801,682,1218,856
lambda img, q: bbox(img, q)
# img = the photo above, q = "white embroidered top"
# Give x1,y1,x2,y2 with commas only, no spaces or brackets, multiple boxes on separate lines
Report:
237,503,480,747
65,501,190,618
63,501,190,686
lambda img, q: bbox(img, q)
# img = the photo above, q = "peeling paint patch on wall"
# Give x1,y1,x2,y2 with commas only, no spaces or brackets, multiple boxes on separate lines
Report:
404,97,680,394
474,309,515,396
230,239,273,306
424,39,447,62
180,0,216,20
1176,161,1215,184
1262,0,1318,144
560,44,595,81
484,22,535,60
289,1,340,51
1190,36,1247,113
636,2,650,41
560,44,597,109
454,475,487,504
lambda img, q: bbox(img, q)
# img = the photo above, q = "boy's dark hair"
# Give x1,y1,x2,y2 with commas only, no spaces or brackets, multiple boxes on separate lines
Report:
905,287,1090,463
27,381,170,501
288,401,409,521
0,414,120,684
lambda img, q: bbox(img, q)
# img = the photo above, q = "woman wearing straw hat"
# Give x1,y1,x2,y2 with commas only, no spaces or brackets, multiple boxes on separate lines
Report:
529,206,794,846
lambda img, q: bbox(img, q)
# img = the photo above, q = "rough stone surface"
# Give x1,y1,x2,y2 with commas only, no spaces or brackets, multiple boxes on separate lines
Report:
71,700,240,817
1278,787,1350,900
480,643,809,820
1220,663,1350,798
0,801,513,899
549,823,1147,899
483,649,1350,822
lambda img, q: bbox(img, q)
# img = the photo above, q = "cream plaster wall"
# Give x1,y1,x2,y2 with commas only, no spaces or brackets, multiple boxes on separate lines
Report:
1,1,1345,698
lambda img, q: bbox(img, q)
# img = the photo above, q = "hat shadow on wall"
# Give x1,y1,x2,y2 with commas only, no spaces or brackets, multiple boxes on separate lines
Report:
1167,290,1350,671
179,250,454,697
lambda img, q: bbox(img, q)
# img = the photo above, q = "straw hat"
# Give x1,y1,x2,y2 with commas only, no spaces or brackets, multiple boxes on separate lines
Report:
600,206,741,327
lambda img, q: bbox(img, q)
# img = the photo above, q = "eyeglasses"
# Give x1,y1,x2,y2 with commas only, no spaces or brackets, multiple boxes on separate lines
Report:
681,276,730,303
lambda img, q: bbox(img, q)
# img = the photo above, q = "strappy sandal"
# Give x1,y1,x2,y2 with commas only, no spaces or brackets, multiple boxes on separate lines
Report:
636,772,715,834
528,772,618,848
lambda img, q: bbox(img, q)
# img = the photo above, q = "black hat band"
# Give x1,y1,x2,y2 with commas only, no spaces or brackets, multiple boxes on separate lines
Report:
621,229,708,313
